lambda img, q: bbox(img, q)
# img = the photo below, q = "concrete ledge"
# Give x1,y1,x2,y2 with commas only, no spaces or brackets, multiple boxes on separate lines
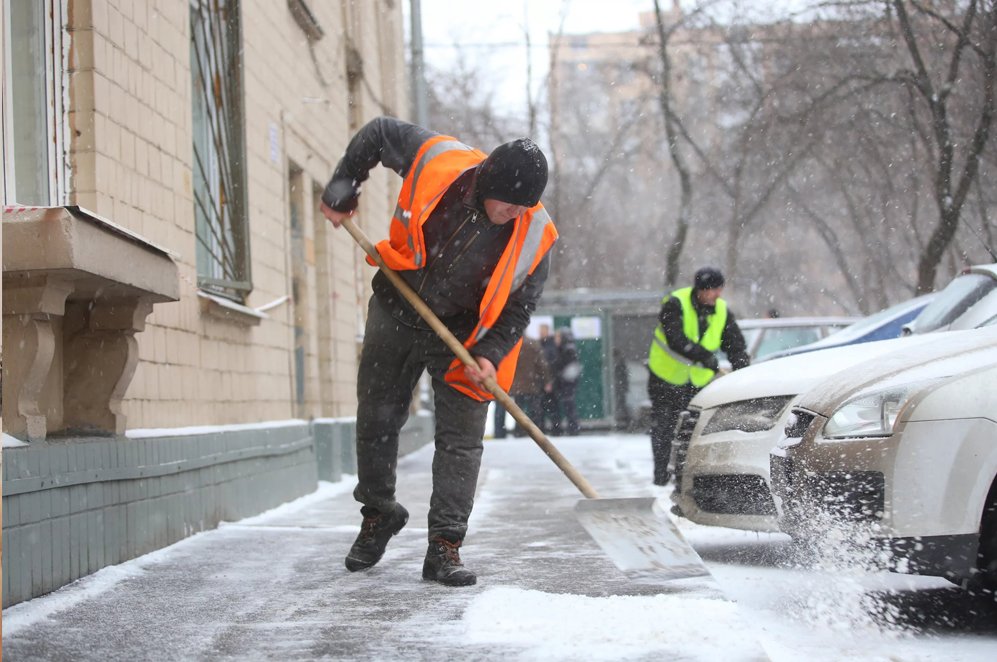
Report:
312,418,352,482
312,411,433,482
1,423,315,608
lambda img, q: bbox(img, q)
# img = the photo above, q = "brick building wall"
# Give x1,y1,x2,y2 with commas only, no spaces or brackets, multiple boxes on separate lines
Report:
64,0,406,429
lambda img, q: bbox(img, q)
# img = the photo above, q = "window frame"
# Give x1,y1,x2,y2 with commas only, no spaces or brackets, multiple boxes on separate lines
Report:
189,0,251,301
2,0,68,206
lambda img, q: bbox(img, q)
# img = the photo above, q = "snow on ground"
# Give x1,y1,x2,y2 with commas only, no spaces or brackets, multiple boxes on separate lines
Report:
2,432,28,447
462,587,747,660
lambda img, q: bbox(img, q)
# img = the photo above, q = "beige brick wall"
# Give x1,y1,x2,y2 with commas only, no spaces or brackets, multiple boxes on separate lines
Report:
65,0,408,429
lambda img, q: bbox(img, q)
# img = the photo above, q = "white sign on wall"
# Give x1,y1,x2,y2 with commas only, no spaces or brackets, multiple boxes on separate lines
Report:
571,316,602,340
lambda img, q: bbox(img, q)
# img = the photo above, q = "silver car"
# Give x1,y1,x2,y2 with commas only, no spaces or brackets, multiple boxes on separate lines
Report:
770,326,997,586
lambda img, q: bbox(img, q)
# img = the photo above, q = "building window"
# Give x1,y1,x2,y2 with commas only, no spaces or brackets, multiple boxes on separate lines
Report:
190,0,250,301
2,0,66,205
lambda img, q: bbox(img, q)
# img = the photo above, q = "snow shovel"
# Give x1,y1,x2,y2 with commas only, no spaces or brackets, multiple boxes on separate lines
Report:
340,216,709,583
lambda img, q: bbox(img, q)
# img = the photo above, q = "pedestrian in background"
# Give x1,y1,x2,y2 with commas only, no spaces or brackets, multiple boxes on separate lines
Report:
538,323,561,434
320,116,556,586
509,336,552,436
613,348,632,431
646,267,749,485
492,400,510,439
552,327,583,436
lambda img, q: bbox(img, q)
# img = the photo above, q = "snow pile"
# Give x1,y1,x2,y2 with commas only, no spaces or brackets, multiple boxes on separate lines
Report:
3,432,28,447
462,586,755,661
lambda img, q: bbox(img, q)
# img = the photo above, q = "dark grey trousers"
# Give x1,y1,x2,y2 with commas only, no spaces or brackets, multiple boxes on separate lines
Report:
647,373,698,481
354,296,488,541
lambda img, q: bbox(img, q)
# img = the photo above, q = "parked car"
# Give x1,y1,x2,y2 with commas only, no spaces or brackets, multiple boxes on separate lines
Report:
720,315,858,367
902,262,997,335
769,326,997,586
670,333,941,532
671,265,997,533
760,294,935,362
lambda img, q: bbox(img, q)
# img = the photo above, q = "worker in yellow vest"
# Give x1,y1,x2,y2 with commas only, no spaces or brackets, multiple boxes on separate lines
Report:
646,267,750,485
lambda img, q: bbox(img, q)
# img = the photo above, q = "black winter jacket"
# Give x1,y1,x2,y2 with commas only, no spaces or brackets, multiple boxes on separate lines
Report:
322,117,551,368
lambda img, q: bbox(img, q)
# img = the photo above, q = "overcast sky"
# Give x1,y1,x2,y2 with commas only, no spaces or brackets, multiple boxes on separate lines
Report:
412,0,654,114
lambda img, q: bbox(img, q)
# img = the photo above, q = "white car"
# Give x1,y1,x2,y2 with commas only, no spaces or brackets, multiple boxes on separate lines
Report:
770,326,997,586
672,263,997,532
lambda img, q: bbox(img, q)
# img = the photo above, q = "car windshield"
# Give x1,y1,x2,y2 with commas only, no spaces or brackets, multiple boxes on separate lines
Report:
911,273,997,334
754,327,823,359
822,295,931,342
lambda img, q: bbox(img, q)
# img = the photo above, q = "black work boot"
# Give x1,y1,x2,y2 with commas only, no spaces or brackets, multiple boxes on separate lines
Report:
653,468,672,486
422,536,477,586
345,504,409,572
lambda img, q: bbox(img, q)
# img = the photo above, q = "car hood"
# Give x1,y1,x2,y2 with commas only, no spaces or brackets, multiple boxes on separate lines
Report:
690,332,943,409
794,325,997,414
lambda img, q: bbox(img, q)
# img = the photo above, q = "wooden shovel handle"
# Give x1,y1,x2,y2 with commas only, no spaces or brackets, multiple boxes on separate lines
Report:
341,216,600,499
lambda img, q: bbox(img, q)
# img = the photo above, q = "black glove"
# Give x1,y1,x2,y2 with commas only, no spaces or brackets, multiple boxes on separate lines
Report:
702,355,720,372
321,177,361,213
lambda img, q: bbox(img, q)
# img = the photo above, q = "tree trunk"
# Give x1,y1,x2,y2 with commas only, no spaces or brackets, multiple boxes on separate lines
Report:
653,0,694,288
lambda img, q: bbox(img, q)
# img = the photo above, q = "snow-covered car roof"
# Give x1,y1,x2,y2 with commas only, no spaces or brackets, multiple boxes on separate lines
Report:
690,332,942,409
793,325,997,414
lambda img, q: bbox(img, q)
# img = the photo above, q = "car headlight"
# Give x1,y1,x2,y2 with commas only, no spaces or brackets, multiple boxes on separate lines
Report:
702,396,793,434
822,379,942,440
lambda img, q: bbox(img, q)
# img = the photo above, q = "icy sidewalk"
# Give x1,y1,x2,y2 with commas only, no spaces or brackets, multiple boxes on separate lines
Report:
2,435,768,661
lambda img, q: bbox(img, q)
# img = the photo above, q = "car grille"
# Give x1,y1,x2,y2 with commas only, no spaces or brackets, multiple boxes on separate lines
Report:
672,408,700,495
770,454,793,489
692,474,777,516
810,471,885,521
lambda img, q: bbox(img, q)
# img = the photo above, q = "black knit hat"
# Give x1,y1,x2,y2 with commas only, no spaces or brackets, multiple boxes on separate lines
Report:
476,138,548,207
694,266,725,290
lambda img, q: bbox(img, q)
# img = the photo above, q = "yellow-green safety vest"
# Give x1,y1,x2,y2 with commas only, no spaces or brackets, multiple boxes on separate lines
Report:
648,287,727,387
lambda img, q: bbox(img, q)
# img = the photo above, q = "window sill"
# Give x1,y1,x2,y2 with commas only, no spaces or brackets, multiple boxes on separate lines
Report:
197,290,267,326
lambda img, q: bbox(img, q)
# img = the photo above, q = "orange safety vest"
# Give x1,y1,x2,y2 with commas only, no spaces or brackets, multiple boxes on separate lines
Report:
370,134,558,401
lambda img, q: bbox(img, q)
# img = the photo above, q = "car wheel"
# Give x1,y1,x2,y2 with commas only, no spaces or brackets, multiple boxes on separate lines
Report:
976,483,997,592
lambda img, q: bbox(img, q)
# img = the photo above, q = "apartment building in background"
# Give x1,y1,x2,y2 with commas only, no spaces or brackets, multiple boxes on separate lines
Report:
1,0,422,607
548,6,731,194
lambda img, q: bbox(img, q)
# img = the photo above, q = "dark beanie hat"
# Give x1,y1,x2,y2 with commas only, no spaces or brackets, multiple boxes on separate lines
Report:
476,138,548,207
694,266,725,290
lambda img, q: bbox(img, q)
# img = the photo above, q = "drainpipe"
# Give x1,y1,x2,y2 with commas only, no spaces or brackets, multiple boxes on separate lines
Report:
410,0,428,126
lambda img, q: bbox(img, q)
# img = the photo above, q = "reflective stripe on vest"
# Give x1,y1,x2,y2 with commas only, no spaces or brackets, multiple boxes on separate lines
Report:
446,205,557,401
647,287,727,387
472,207,554,343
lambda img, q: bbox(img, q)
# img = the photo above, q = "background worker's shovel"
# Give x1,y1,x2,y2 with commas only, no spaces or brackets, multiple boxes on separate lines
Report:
341,216,709,583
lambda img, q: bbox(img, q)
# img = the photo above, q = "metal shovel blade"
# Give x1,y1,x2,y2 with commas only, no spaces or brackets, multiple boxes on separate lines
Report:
574,497,710,583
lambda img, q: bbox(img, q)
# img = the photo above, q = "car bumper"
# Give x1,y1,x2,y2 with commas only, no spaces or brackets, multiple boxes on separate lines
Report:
771,413,996,581
672,409,782,532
